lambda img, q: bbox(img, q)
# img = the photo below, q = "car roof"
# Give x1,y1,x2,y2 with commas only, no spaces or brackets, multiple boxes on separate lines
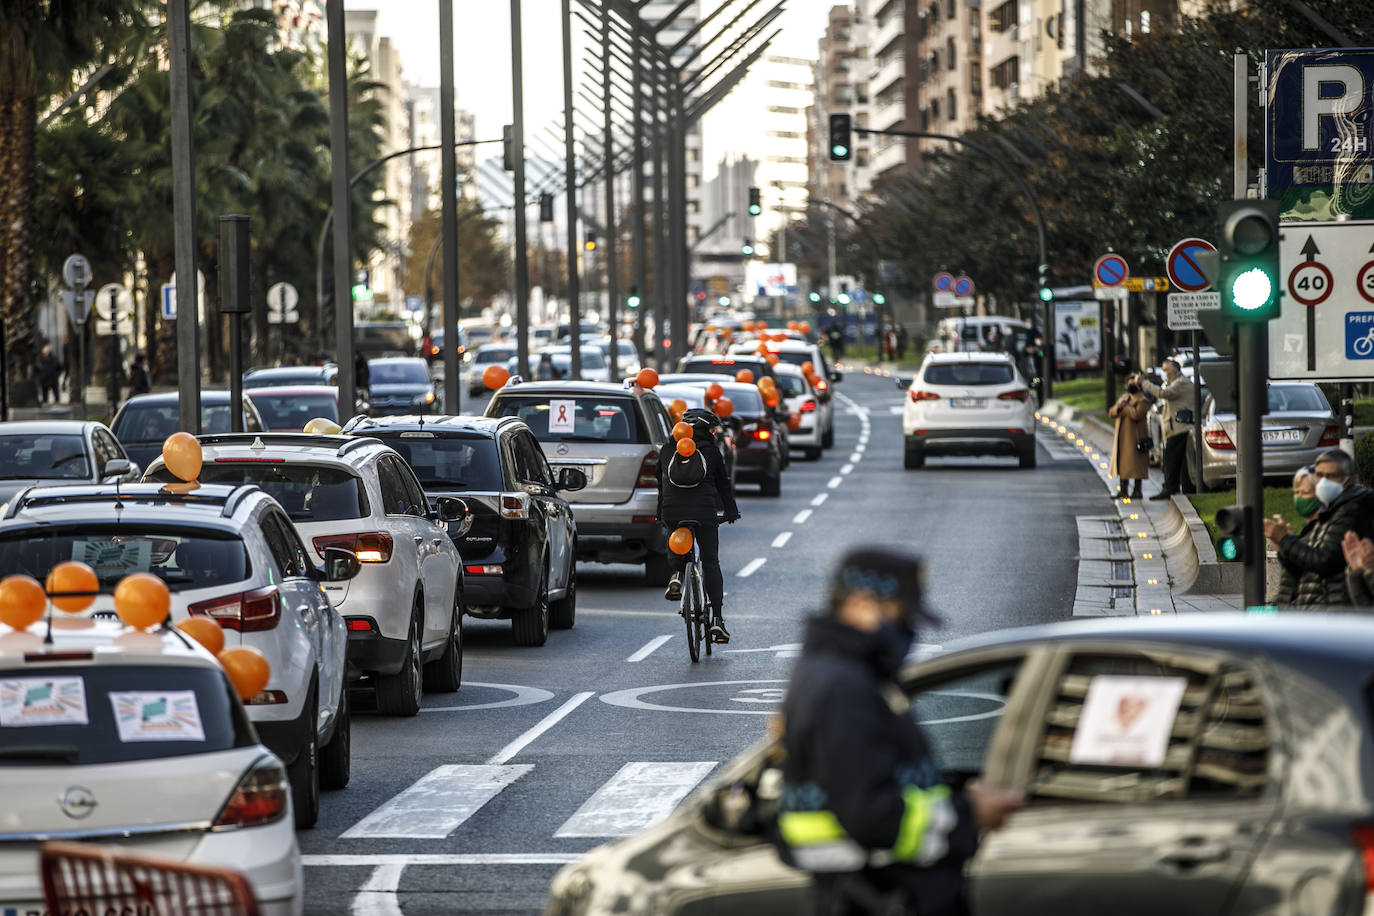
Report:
347,414,513,437
171,433,391,464
120,391,236,406
923,352,1015,364
1,482,263,529
0,420,100,435
245,365,332,376
244,385,339,397
493,379,645,397
368,356,427,366
1,618,222,670
771,362,805,376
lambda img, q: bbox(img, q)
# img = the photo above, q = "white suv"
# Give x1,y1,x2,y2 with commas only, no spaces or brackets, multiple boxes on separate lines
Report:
773,363,830,461
0,482,355,829
899,352,1037,469
143,433,466,718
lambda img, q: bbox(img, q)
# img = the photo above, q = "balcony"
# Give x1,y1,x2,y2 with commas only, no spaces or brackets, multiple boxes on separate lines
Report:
874,92,906,132
871,136,907,176
873,12,904,58
870,53,905,98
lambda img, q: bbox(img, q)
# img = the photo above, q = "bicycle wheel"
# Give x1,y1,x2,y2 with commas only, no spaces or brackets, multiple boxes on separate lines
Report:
691,563,710,658
681,563,700,663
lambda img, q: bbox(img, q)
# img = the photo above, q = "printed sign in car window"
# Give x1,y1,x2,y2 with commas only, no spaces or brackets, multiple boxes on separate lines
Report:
0,676,88,727
110,691,205,742
1068,675,1187,768
70,537,152,578
548,399,576,434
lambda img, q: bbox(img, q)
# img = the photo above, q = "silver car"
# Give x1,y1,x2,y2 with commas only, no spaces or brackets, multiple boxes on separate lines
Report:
0,420,140,507
1188,382,1338,490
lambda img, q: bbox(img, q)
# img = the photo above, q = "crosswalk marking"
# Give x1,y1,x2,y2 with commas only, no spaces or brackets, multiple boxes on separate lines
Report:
340,764,532,839
554,761,718,837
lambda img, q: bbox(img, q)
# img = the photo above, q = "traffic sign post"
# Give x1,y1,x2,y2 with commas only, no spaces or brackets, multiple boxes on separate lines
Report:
1092,253,1129,289
1167,238,1217,292
1166,292,1222,331
95,283,133,412
62,253,93,420
1267,219,1374,379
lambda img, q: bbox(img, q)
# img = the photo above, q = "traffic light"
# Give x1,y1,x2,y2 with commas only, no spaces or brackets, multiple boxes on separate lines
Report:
748,186,762,216
808,291,821,303
1215,506,1251,565
741,239,754,256
626,286,641,309
502,124,515,171
584,234,597,252
539,193,554,223
1218,199,1280,322
873,293,886,306
828,113,852,162
1037,263,1053,302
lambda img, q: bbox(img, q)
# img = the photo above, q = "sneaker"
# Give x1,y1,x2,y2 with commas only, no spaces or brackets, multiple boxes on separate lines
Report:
664,575,681,601
709,620,731,644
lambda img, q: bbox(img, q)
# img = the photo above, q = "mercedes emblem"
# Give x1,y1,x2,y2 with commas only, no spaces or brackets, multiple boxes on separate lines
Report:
556,443,570,456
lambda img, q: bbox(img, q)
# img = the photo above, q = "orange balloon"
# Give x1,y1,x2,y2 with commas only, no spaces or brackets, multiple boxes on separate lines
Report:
677,437,697,457
668,526,694,556
766,353,780,366
735,369,754,384
799,322,812,335
162,432,202,482
787,321,800,331
801,361,815,376
636,368,659,389
705,382,724,401
483,365,511,390
668,398,687,420
219,646,271,701
788,412,802,431
672,421,693,441
714,397,734,419
114,573,171,630
46,561,98,613
763,390,781,408
177,617,225,656
757,376,777,391
0,575,46,630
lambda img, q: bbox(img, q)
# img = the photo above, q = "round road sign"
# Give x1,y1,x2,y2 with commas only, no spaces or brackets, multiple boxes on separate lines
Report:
933,272,954,292
1288,261,1333,307
1358,260,1374,305
1093,253,1129,288
953,275,974,297
1166,238,1216,292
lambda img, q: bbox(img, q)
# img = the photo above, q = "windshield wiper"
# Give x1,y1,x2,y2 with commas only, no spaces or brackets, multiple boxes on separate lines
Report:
0,746,79,763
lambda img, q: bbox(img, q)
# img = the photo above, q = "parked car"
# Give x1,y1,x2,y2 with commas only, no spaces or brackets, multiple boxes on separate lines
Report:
367,357,439,415
1187,382,1339,490
898,352,1036,469
548,613,1374,916
143,433,466,716
0,482,357,827
466,343,519,396
345,414,585,645
0,618,304,914
110,392,265,476
653,383,738,484
243,364,338,389
246,385,349,432
0,420,140,506
484,379,674,582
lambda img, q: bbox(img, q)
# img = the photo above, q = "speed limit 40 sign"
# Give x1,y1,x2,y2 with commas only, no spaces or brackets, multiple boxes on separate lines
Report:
1269,219,1374,380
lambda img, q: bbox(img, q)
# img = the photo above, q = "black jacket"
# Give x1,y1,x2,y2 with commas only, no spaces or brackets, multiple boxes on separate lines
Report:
656,431,739,524
1273,484,1374,607
780,617,979,915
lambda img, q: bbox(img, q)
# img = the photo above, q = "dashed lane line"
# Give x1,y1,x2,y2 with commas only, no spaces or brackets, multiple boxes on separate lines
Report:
738,557,767,578
626,634,673,662
849,452,862,463
772,531,793,548
793,508,812,524
827,476,843,488
840,464,854,475
812,493,828,507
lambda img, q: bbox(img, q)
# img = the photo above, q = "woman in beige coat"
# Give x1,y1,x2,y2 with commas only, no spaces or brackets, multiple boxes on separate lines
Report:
1108,374,1150,499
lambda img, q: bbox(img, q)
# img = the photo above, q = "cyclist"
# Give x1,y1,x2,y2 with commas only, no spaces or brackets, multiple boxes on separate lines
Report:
658,407,740,644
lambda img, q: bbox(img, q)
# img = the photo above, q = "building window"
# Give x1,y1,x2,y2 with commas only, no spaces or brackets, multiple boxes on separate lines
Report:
989,55,1019,90
947,88,957,119
931,98,941,121
989,0,1015,32
946,0,956,17
947,37,956,68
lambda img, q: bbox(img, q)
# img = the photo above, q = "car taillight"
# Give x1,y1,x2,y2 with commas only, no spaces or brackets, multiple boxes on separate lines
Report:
909,389,940,402
312,532,393,563
998,389,1030,402
213,756,289,830
800,399,816,413
1318,423,1340,446
754,428,772,441
465,564,504,575
637,452,658,488
501,494,530,519
188,585,280,632
1354,825,1374,892
345,617,375,632
1203,425,1235,450
815,379,829,392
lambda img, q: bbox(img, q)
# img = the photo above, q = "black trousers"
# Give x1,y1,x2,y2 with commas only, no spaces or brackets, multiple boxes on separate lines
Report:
1161,432,1188,494
667,520,724,618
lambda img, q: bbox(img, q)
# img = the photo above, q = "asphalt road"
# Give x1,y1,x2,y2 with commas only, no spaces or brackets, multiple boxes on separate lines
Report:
300,369,1112,915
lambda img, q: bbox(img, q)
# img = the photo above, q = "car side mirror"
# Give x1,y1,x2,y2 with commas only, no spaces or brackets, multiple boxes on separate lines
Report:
102,458,132,479
322,547,361,582
557,467,588,492
895,377,911,390
829,370,843,383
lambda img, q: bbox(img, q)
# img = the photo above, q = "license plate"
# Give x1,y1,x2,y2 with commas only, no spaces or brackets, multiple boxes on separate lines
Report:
949,398,986,408
1261,428,1302,443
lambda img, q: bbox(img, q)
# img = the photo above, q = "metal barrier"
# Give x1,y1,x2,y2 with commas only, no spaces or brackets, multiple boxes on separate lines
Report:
40,840,262,916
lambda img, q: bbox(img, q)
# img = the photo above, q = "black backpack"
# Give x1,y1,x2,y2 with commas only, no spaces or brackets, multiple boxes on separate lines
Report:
666,447,707,488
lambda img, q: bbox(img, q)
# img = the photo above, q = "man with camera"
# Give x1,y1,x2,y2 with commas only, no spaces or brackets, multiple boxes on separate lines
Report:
1140,359,1195,500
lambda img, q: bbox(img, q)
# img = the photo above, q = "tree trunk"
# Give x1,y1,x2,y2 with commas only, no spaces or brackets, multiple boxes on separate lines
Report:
0,76,40,401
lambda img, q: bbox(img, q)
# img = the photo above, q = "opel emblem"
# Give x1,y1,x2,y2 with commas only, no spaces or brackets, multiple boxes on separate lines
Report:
58,785,98,820
556,443,570,456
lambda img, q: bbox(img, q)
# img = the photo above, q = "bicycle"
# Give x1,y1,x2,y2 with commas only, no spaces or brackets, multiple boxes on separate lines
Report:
676,521,712,663
1355,327,1374,357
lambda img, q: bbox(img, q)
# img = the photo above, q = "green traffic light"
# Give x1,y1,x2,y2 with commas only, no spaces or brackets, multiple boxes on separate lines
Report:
748,205,761,216
1219,538,1239,561
808,292,821,302
831,144,849,159
837,293,851,305
626,295,641,309
718,296,731,306
1230,267,1273,311
1038,287,1053,302
873,293,886,305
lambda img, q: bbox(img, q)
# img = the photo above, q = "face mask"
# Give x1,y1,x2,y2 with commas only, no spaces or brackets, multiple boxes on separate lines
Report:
1316,477,1345,506
1294,495,1322,517
872,621,915,676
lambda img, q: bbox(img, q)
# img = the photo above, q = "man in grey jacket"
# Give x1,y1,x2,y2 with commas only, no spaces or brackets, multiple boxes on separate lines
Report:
1140,358,1195,500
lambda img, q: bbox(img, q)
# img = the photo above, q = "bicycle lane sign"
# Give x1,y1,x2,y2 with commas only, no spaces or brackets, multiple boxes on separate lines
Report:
1269,218,1374,380
1347,313,1374,359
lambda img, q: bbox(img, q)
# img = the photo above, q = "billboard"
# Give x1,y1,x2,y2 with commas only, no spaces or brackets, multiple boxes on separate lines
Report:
1054,301,1101,370
745,262,797,297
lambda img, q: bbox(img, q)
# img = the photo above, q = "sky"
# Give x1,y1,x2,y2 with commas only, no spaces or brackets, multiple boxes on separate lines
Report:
364,0,835,171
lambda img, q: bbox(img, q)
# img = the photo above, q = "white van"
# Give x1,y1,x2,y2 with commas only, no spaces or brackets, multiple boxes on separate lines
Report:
931,316,1030,354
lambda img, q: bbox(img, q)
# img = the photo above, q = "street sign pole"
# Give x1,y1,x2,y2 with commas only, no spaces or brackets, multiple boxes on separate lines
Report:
1235,52,1266,609
219,216,250,433
1193,330,1203,492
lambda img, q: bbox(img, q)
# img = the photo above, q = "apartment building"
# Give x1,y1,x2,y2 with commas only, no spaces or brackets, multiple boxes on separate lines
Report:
641,0,707,248
912,0,983,151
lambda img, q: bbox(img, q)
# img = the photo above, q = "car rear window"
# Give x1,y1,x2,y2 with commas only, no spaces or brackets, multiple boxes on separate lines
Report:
243,370,330,389
147,463,367,522
370,361,429,385
775,374,809,397
0,525,250,592
115,404,234,442
0,664,252,766
476,348,515,365
373,433,505,490
0,434,89,480
923,363,1015,386
491,396,646,444
684,359,768,377
1268,386,1329,412
247,392,338,430
772,351,815,370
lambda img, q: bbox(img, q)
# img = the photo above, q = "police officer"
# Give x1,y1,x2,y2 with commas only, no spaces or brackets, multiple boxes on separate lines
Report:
778,547,1023,915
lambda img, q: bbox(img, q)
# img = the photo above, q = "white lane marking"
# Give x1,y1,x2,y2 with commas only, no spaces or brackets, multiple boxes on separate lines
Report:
840,464,854,475
627,634,674,663
554,761,718,838
793,508,812,524
738,557,766,578
340,764,533,839
811,493,828,507
723,643,801,658
487,691,595,765
888,406,904,415
600,679,788,716
849,452,862,463
351,864,405,916
827,476,843,488
855,444,866,453
419,682,554,713
309,854,583,867
772,531,793,548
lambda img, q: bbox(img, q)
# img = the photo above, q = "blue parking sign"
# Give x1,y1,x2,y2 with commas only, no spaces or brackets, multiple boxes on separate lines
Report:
1345,312,1374,359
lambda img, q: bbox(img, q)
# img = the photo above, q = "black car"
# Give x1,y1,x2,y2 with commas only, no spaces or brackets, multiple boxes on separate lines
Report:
367,357,439,415
111,391,265,472
343,414,586,632
676,354,779,387
658,378,783,496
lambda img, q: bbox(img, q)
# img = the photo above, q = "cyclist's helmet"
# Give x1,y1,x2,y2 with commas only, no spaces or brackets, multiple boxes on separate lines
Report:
682,407,720,437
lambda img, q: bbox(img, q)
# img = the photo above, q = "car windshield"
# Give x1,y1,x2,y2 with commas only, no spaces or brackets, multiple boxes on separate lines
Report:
375,433,505,490
370,362,429,385
1269,386,1329,412
147,463,366,521
0,664,249,766
0,434,89,480
544,349,606,369
248,393,338,430
684,359,767,376
243,370,328,389
491,396,644,443
476,348,515,365
923,363,1015,386
114,404,234,442
772,351,814,369
0,525,249,591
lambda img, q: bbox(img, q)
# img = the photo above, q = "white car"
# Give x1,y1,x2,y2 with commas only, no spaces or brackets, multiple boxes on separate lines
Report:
466,343,518,396
513,346,612,383
773,363,828,461
589,336,641,379
899,352,1037,469
0,619,303,914
728,339,840,447
143,433,466,718
0,482,356,828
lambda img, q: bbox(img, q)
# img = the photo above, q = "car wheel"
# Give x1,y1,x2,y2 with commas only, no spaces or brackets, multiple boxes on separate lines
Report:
904,440,925,469
760,473,782,497
803,446,823,461
644,551,672,586
319,683,350,791
550,571,576,630
376,604,422,716
288,683,321,828
1018,445,1037,469
423,593,464,692
512,561,550,647
822,425,835,449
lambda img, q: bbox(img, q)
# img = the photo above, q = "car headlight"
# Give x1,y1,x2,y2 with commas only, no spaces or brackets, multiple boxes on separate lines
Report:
414,392,436,405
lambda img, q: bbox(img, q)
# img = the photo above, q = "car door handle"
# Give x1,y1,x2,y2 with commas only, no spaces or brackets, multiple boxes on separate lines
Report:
1156,840,1231,868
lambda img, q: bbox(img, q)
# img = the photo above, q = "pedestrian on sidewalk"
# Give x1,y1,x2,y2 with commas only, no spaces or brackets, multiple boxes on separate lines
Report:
37,344,61,406
128,353,151,396
1266,453,1374,607
1108,374,1149,500
1140,359,1195,500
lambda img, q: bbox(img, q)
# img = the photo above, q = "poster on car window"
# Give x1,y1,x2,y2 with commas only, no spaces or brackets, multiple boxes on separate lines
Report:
1054,301,1101,371
0,676,88,727
1068,675,1187,768
548,399,576,434
70,538,152,579
110,691,205,742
